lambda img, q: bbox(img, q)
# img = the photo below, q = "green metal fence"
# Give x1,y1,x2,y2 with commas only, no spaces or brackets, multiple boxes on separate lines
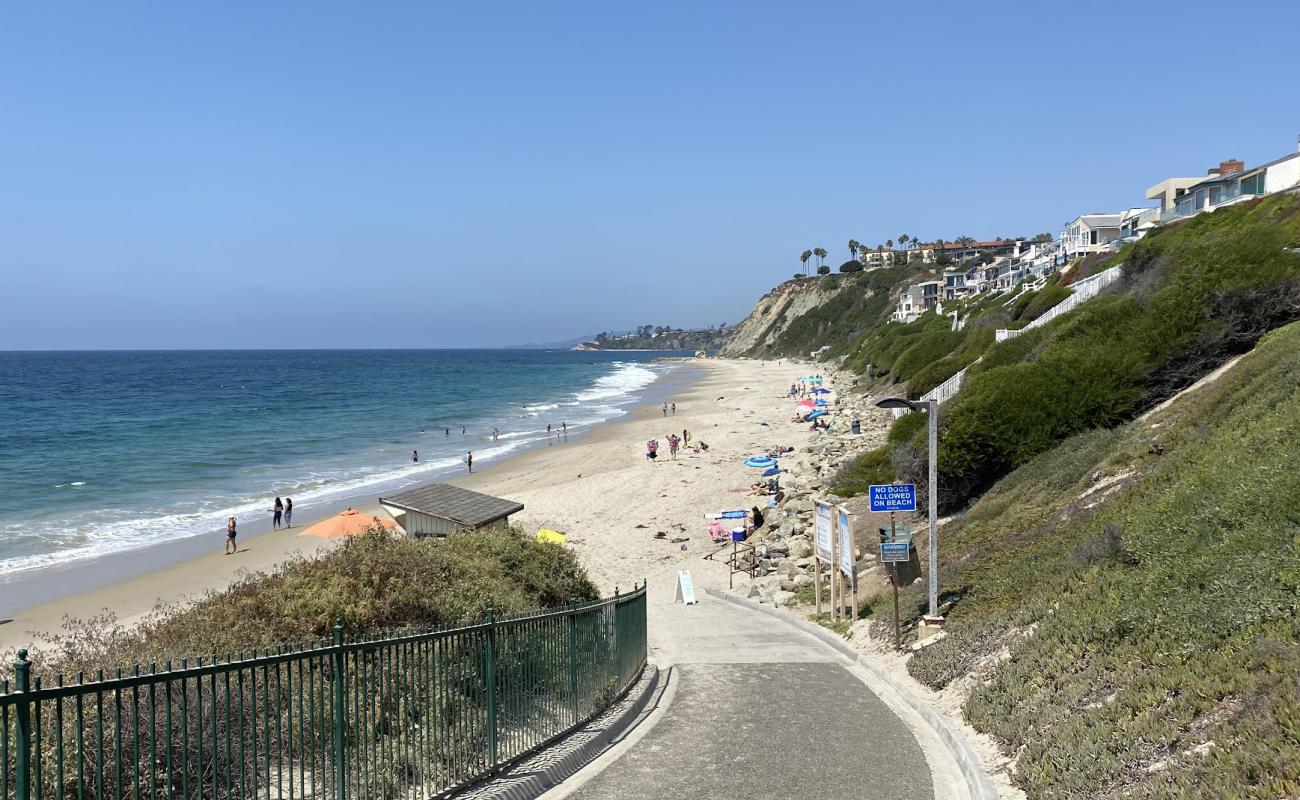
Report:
0,584,647,800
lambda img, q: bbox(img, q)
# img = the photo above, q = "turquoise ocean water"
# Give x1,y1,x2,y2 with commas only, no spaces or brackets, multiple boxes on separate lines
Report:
0,349,682,575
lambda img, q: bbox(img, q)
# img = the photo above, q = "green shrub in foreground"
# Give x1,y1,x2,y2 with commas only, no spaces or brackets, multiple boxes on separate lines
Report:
28,527,599,675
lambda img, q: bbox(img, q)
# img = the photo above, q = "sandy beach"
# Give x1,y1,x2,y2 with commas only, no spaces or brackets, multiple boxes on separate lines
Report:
0,358,851,652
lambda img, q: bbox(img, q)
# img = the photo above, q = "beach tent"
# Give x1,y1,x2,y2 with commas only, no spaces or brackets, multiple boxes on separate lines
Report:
535,529,567,544
812,388,831,395
298,508,395,539
744,456,777,469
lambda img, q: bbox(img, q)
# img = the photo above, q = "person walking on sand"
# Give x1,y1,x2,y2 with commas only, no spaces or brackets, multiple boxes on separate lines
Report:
225,516,238,555
283,497,293,528
668,434,680,460
662,403,667,417
671,402,676,415
272,497,283,530
466,451,474,473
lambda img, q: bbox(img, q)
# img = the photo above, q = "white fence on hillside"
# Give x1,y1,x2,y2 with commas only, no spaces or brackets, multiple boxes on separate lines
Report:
892,264,1125,418
994,264,1124,343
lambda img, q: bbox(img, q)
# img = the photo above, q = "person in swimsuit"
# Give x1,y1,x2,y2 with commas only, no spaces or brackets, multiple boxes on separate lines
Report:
272,497,283,530
413,450,419,462
225,517,238,555
467,451,474,473
283,497,293,528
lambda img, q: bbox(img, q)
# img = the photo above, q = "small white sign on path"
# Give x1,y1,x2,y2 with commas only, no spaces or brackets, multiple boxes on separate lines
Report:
675,569,698,605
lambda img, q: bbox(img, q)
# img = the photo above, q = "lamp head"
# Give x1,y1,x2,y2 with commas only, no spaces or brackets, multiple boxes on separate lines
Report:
875,397,926,412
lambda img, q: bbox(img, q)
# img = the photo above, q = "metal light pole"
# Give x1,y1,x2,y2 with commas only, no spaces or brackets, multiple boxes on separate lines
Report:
875,397,941,621
926,398,938,619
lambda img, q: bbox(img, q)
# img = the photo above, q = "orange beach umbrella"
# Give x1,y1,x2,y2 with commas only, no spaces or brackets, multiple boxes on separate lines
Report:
297,508,395,539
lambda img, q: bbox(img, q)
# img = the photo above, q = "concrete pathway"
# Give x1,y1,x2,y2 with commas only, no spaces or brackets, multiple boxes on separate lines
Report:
558,584,936,800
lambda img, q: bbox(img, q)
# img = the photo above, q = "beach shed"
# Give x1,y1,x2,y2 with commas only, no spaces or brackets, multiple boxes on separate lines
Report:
378,482,524,538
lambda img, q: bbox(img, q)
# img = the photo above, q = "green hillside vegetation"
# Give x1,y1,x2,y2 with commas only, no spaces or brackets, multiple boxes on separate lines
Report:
753,266,910,358
929,194,1300,507
28,527,598,675
896,319,1300,797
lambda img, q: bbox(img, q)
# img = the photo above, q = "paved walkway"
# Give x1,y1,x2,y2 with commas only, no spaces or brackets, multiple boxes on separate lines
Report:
562,585,934,800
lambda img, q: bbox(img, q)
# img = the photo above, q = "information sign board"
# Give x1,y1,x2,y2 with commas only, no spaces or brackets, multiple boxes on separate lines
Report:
837,506,854,577
814,501,833,561
880,541,911,563
869,484,917,513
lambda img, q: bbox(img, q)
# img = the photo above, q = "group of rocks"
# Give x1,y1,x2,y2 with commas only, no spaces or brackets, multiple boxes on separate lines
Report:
739,385,890,608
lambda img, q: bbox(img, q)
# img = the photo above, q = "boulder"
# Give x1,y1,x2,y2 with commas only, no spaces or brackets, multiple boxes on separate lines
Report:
772,591,797,608
788,539,813,559
794,574,814,588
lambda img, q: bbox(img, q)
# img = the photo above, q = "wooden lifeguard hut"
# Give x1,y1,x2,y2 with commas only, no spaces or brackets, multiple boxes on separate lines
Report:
379,482,524,538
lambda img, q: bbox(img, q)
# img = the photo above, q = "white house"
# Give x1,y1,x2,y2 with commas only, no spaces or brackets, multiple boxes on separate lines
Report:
1152,142,1300,225
1061,210,1149,259
893,280,943,323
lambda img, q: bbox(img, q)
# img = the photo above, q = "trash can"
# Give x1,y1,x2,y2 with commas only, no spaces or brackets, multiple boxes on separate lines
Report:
851,419,861,435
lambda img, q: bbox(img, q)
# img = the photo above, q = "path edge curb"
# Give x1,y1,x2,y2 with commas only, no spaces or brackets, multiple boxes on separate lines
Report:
705,588,999,800
462,663,666,799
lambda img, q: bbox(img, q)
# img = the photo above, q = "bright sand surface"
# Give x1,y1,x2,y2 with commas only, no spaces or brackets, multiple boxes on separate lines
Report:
0,358,825,652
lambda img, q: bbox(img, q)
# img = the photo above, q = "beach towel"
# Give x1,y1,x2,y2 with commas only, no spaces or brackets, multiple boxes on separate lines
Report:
704,510,748,520
708,521,727,542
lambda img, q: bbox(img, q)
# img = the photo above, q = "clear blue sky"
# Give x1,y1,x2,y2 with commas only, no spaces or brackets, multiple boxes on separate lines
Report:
2,1,1297,349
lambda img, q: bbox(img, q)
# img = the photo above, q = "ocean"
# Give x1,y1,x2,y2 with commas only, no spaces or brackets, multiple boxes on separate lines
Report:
0,349,684,576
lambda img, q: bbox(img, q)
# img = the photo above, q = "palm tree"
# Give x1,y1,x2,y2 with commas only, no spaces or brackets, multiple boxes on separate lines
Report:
800,249,813,276
813,247,828,268
899,234,909,249
848,239,860,260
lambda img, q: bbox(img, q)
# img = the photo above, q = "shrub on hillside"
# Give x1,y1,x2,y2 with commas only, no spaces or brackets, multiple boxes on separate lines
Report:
31,528,599,674
830,446,894,497
839,259,863,273
889,327,965,384
929,197,1300,509
1010,283,1070,322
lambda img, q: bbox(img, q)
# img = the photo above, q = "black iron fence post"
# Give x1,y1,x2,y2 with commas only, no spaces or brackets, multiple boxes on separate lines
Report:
13,649,31,800
331,621,347,800
485,602,498,770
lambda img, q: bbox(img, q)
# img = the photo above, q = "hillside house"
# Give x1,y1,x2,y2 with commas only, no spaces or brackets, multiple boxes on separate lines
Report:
1161,148,1300,223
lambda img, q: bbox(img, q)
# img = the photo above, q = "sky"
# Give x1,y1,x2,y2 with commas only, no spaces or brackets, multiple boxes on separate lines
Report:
2,1,1298,349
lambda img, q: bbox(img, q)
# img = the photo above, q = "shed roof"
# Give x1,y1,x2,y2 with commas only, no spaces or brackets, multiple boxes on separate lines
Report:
379,482,524,528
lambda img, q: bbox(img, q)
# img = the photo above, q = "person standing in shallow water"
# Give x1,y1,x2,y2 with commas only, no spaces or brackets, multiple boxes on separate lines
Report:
283,497,293,528
466,451,474,473
225,516,238,555
272,497,283,530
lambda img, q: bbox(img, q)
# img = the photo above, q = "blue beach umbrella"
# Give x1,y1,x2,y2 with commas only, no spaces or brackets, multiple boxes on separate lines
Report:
744,456,777,468
814,399,828,407
811,388,831,395
762,466,783,476
807,410,826,420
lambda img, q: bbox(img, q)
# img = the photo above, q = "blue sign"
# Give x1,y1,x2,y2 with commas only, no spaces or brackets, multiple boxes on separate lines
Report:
880,541,911,563
869,484,917,513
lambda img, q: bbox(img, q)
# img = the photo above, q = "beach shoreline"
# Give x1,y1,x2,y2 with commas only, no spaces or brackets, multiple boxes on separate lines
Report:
0,359,709,649
0,357,848,653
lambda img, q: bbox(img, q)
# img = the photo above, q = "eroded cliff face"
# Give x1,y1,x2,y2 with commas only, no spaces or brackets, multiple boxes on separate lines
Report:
720,277,848,357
